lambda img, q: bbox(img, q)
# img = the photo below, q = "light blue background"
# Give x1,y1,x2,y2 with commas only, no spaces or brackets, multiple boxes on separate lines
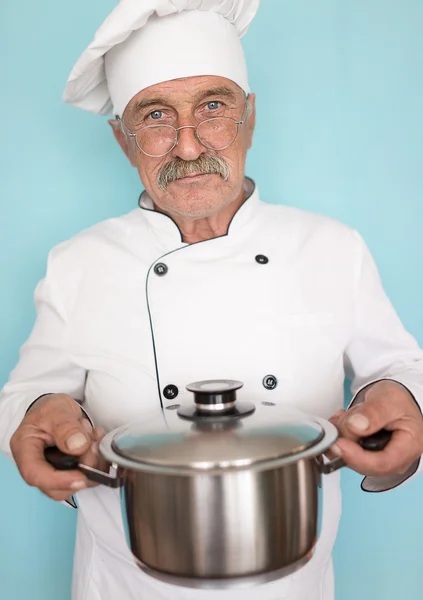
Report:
1,1,422,598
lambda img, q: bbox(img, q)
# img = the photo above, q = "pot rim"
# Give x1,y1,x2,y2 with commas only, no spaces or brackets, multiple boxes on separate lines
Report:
99,416,339,476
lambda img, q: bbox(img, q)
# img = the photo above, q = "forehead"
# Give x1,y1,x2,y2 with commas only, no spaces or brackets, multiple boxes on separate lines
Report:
124,75,244,115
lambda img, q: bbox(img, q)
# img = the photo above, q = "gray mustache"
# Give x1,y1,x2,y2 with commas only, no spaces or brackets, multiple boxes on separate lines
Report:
157,156,230,191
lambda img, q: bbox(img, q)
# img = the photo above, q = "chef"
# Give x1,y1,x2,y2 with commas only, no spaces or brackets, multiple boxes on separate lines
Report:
1,1,423,599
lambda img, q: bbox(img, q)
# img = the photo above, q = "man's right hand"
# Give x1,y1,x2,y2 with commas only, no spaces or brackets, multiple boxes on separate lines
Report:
10,393,105,502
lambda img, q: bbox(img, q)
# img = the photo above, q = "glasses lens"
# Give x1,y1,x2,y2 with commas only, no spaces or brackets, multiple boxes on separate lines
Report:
136,125,177,156
197,118,238,150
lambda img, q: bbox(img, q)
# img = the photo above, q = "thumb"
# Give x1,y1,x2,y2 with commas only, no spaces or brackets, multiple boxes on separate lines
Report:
46,398,93,456
340,397,396,440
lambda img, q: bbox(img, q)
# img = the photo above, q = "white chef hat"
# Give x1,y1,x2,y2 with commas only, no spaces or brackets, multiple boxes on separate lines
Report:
62,0,260,118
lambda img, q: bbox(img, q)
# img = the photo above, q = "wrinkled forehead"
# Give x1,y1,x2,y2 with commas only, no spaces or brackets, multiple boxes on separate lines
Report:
123,75,247,120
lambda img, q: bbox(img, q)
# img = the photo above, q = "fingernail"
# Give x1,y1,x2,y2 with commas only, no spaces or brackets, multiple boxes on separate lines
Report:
70,480,86,491
66,433,88,452
331,444,343,457
347,413,370,432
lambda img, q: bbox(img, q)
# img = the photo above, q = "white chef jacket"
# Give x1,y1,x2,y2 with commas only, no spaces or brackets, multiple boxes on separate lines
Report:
1,178,423,600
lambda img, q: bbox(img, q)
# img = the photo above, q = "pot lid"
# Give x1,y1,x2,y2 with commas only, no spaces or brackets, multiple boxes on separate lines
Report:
111,420,325,471
109,380,327,472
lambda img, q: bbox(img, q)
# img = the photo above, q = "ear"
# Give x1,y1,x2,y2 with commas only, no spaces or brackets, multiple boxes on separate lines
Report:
244,94,256,150
108,119,137,167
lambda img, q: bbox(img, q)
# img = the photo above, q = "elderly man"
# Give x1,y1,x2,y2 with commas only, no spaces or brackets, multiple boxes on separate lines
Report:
1,1,423,599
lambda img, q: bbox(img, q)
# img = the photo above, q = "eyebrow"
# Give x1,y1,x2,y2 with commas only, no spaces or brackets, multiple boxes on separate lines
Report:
130,86,239,116
196,86,238,103
132,96,171,114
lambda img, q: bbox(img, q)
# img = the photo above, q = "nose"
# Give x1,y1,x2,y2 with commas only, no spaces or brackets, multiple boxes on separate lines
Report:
172,125,205,161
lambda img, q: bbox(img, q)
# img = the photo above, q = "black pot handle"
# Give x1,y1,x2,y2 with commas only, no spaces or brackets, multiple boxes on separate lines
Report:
358,428,392,451
321,428,393,475
44,446,120,488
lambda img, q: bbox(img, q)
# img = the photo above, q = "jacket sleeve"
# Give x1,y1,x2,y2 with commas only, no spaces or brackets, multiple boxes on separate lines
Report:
344,231,423,492
0,250,88,462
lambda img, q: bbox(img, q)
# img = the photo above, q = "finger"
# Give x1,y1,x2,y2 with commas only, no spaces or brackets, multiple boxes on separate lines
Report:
76,427,108,489
329,409,345,428
79,429,104,470
95,426,105,439
83,427,105,461
45,429,106,498
332,429,418,476
326,411,345,460
14,435,89,492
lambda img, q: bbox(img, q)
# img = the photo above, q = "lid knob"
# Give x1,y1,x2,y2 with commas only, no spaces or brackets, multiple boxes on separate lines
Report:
186,380,243,414
177,379,255,422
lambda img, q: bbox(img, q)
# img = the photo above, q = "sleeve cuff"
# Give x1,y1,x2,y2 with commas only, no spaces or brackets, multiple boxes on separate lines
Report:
349,378,422,493
64,496,78,509
360,460,420,493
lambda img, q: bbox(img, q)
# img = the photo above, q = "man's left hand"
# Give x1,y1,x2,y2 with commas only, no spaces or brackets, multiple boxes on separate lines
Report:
329,380,423,477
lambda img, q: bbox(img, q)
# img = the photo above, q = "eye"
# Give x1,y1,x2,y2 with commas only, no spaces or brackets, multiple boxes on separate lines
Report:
149,110,163,120
206,101,222,111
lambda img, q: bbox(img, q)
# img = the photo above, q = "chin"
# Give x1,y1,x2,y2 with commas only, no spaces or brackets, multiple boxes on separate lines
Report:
164,179,231,218
171,198,226,220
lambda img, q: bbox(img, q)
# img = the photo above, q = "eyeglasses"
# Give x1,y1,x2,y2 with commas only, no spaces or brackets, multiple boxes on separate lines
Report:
119,101,249,158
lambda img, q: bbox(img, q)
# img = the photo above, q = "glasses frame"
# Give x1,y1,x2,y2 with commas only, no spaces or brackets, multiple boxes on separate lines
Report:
118,98,250,158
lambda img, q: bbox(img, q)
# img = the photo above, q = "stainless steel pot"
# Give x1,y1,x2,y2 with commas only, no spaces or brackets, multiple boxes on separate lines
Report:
45,379,391,589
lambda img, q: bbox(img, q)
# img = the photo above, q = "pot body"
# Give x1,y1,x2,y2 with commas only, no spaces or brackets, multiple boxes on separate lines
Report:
118,457,323,588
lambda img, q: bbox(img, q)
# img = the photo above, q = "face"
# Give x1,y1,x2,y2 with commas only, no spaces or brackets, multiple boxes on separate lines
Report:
110,76,256,220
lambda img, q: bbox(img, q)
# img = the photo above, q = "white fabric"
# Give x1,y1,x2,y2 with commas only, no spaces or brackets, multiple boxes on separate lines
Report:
1,181,423,600
62,0,259,117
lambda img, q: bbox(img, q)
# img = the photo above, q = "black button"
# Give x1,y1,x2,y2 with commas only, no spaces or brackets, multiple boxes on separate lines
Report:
154,263,168,276
163,385,179,400
255,254,269,264
263,375,277,390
